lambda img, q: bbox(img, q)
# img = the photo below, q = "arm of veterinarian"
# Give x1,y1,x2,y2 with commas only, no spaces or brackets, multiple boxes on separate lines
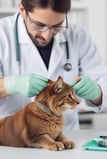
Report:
71,76,102,106
0,74,103,106
0,74,48,98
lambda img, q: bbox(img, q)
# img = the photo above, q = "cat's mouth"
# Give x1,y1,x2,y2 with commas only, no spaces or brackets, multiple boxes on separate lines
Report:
64,104,76,109
51,103,77,116
64,100,79,109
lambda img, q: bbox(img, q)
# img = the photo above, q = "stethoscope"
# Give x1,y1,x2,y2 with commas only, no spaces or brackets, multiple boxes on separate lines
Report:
14,13,20,74
14,13,72,73
63,32,72,71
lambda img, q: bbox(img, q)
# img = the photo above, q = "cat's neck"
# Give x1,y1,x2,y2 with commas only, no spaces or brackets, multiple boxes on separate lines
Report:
35,101,52,115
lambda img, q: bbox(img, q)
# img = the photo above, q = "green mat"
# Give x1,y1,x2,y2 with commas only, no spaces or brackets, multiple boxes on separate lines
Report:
82,136,107,151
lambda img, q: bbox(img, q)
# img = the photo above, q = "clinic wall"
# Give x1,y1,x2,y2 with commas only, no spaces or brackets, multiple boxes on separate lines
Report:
69,0,107,65
86,0,107,65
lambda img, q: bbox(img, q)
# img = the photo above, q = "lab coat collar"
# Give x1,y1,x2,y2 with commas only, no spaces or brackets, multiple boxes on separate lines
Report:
18,14,66,45
55,32,66,44
18,14,32,44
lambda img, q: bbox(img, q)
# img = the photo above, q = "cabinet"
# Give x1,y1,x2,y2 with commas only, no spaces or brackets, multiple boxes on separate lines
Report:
79,112,107,129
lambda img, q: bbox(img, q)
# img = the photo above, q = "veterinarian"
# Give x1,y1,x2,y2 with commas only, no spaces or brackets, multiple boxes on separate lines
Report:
0,0,107,130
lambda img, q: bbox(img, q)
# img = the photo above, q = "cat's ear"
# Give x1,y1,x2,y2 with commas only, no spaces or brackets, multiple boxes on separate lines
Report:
48,79,53,85
54,76,63,93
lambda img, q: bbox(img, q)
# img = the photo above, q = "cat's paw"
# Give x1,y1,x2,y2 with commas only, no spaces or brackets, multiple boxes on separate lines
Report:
63,141,75,149
49,142,64,151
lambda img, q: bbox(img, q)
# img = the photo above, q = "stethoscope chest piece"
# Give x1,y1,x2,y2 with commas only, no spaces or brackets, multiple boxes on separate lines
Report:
64,63,72,71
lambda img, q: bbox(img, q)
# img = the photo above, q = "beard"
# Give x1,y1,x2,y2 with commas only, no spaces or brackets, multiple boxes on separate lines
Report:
24,20,53,47
28,32,53,48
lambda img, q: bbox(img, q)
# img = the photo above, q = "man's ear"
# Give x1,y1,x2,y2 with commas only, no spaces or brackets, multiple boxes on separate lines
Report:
19,2,26,18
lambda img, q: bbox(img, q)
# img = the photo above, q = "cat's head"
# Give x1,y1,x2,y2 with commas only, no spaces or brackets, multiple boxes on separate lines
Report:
36,76,79,116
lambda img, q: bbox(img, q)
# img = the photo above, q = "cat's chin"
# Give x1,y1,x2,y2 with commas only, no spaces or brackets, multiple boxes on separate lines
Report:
51,109,65,116
51,107,72,116
63,103,77,110
52,103,77,116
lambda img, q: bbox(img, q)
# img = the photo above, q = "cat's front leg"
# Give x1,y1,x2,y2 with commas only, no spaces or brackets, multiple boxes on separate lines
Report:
25,134,64,151
56,132,75,149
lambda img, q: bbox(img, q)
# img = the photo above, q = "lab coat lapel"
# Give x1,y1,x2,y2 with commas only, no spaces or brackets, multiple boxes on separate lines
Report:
18,15,48,75
18,15,30,44
18,15,66,76
48,33,66,77
29,44,48,75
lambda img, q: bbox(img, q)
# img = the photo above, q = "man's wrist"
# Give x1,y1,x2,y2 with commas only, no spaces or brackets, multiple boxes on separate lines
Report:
90,86,102,106
0,78,10,98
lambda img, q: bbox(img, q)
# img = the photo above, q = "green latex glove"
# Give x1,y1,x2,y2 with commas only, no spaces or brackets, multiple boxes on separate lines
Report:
71,76,101,100
4,74,48,97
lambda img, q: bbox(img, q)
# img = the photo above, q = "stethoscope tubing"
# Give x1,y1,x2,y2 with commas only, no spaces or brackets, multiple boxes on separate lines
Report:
63,32,72,71
14,13,20,62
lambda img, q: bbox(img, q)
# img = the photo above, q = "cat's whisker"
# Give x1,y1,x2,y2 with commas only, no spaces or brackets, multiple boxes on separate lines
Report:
63,103,76,109
63,104,71,109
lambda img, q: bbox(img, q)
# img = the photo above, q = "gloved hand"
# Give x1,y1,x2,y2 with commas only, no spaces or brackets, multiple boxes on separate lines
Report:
71,76,101,100
4,74,48,97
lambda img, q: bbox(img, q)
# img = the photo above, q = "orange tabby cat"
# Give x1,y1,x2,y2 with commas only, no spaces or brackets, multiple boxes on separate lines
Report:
0,76,79,150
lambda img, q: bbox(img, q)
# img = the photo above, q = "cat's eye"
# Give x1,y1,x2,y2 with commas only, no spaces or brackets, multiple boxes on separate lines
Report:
68,94,73,100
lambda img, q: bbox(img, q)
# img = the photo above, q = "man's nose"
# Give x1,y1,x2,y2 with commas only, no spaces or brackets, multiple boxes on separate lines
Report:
41,29,53,41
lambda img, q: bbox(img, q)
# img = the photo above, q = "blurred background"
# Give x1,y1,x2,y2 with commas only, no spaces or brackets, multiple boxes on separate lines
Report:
0,0,107,129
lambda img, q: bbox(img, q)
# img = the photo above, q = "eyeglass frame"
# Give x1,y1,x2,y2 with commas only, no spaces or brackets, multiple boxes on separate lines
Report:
25,12,69,33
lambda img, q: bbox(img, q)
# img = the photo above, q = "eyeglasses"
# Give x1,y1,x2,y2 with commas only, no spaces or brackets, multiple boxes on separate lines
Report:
26,12,68,33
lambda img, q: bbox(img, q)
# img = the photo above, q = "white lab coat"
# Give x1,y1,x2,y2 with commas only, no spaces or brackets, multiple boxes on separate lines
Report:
0,13,107,131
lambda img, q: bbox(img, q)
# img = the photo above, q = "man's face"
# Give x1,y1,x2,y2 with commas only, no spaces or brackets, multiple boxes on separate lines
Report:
20,6,66,47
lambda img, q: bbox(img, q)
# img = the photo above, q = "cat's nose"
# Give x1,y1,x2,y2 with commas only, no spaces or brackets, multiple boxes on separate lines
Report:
77,101,80,104
75,99,80,105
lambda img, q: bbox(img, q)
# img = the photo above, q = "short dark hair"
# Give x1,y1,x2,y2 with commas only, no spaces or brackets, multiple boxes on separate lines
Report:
21,0,71,13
